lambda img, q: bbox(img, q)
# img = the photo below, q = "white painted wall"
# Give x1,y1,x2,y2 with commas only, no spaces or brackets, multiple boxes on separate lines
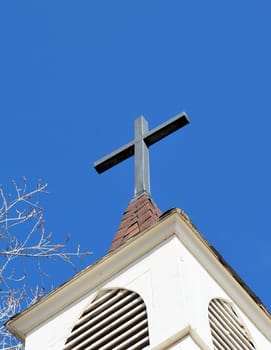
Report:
180,336,201,349
24,227,271,349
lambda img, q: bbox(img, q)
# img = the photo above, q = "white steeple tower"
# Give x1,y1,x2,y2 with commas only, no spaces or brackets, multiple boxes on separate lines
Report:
6,114,271,349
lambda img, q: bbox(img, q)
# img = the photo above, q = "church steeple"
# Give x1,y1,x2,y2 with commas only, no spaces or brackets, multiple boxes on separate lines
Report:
6,112,271,350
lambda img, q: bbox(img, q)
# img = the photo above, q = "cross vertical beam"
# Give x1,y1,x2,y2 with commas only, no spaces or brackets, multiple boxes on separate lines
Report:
94,112,190,198
134,116,150,197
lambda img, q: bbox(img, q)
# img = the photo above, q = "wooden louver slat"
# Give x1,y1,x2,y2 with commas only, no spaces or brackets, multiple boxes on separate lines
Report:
208,298,256,350
64,289,150,350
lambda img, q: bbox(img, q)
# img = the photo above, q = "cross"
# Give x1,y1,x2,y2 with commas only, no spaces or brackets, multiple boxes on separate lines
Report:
94,112,190,198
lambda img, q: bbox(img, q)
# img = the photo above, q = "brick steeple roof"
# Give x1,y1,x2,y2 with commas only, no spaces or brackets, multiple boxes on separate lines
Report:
109,193,162,252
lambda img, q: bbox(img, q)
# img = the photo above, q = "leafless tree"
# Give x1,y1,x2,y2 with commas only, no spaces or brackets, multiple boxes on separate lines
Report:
0,179,91,349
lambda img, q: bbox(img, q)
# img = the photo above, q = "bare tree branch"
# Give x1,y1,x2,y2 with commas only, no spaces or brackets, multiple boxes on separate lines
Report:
0,179,91,349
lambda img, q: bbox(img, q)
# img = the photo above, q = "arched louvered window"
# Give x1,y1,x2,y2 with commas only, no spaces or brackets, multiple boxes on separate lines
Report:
208,298,256,350
64,288,150,350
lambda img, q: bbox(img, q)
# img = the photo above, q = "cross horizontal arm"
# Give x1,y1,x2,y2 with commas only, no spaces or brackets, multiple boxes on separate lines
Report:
144,112,189,147
94,112,189,177
94,141,134,174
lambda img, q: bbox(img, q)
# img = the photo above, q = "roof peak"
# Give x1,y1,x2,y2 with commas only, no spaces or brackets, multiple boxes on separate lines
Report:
109,193,162,252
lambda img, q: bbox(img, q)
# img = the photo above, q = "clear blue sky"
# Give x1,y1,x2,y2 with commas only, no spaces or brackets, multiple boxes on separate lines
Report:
1,1,271,311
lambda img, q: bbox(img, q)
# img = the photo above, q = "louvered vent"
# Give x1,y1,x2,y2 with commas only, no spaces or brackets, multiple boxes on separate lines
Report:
64,288,150,350
208,298,256,350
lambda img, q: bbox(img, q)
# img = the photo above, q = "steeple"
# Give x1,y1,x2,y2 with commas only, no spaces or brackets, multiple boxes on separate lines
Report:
6,112,271,350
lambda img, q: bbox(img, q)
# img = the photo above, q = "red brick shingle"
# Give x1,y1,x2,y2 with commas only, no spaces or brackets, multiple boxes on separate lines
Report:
109,193,162,252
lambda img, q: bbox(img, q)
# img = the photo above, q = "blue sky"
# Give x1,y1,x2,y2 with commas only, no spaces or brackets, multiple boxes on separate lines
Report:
1,1,271,312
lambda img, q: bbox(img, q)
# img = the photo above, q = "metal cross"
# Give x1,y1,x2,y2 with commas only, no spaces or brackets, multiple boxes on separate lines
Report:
94,112,189,197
